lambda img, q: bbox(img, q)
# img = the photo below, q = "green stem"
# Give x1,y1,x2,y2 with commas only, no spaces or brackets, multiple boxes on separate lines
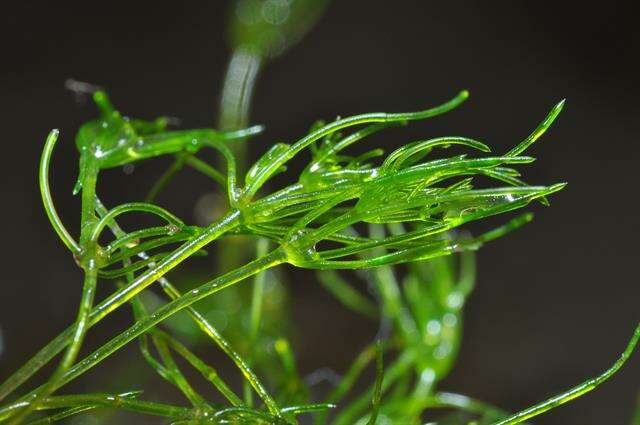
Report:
90,202,184,243
27,404,98,424
145,154,186,203
9,268,97,423
157,276,281,416
333,349,417,425
158,332,244,407
315,343,378,425
38,130,81,255
317,270,378,319
492,322,640,425
6,249,286,418
102,202,246,411
366,342,383,425
429,392,507,419
106,225,177,254
215,48,263,272
245,237,269,406
218,47,263,172
0,209,241,404
8,160,101,424
154,335,206,407
0,393,190,421
184,155,226,187
125,285,206,408
369,225,418,345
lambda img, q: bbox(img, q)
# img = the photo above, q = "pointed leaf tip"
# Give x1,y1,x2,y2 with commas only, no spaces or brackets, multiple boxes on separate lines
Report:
545,99,566,124
505,98,566,157
550,182,568,191
248,124,265,134
72,181,82,195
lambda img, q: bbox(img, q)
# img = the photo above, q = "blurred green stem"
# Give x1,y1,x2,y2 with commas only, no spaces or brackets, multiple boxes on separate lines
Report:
216,48,262,272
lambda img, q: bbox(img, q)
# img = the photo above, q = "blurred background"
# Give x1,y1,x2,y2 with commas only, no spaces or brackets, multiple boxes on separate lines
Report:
1,1,639,423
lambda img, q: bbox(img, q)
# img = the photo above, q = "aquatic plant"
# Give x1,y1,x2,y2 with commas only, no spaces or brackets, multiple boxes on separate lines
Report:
1,1,638,423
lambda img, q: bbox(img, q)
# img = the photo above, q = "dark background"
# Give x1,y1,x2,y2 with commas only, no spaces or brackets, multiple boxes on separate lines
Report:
1,1,639,423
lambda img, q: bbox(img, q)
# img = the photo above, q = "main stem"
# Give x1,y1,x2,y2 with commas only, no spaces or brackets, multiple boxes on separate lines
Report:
217,47,262,171
8,162,100,424
216,47,263,273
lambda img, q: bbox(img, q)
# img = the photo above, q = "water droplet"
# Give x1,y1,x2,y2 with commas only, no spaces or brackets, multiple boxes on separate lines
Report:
426,320,441,336
284,229,320,264
446,292,464,309
419,368,435,385
434,343,451,360
166,224,180,235
443,312,458,327
262,0,290,25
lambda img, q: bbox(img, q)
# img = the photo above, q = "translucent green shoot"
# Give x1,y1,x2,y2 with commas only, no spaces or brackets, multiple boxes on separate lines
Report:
333,350,417,425
314,343,380,425
125,285,205,408
630,393,640,425
317,270,378,319
366,342,384,425
158,277,282,417
505,100,565,157
27,405,99,425
0,391,188,423
493,322,640,425
144,154,187,203
35,392,188,419
158,332,244,407
245,237,270,407
39,129,81,255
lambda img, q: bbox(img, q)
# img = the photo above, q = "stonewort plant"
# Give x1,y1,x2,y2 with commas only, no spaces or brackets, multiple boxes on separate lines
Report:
1,1,638,424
